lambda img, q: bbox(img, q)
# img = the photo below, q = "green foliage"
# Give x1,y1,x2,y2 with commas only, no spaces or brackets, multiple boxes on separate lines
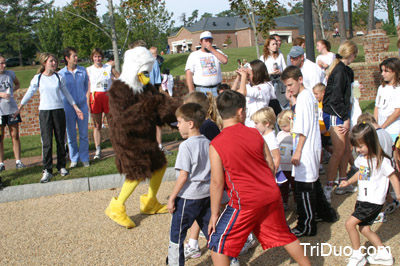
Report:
117,0,174,53
200,12,213,20
60,2,107,59
382,20,397,35
34,8,64,57
289,2,304,14
0,0,53,62
187,10,199,27
352,0,369,28
229,0,280,58
216,9,240,17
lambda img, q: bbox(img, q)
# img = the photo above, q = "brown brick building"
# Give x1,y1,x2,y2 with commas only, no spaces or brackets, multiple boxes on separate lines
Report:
168,15,304,54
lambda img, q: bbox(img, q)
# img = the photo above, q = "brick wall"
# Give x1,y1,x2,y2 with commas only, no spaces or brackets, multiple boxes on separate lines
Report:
363,29,390,63
6,89,98,138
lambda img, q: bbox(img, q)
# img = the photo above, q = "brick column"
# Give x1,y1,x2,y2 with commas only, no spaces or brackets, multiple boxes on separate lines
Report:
363,29,390,63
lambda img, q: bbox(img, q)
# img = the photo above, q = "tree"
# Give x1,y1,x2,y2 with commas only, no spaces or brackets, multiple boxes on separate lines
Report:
367,0,375,31
34,8,64,57
118,0,174,53
200,12,213,20
0,0,52,65
352,0,369,29
61,1,106,60
276,4,289,16
229,0,280,58
376,0,399,33
337,0,347,40
179,13,187,27
311,0,334,40
216,9,240,17
289,2,303,14
187,10,198,27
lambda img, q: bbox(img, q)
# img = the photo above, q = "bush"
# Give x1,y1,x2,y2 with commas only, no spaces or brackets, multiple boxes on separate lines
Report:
382,21,397,36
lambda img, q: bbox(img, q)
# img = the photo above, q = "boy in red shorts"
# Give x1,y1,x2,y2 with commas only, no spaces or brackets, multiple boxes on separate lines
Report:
207,90,310,266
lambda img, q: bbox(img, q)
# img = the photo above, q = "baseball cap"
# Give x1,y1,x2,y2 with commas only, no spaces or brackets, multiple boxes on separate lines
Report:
200,31,213,40
289,46,304,58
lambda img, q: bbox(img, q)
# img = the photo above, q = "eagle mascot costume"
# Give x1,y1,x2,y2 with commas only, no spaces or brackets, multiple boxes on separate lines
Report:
105,46,180,228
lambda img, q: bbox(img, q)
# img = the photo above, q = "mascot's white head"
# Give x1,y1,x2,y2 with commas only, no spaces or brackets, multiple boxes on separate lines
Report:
119,47,155,93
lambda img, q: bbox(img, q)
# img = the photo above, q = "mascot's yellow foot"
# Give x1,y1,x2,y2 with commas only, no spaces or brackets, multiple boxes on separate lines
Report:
140,194,168,214
105,197,136,229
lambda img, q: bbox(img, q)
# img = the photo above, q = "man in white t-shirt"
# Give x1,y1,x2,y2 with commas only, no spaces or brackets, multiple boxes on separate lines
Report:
185,31,228,96
282,66,337,237
288,46,323,90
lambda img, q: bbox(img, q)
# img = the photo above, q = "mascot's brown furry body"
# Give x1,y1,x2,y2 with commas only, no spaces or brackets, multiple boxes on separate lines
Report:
105,47,180,228
108,80,176,180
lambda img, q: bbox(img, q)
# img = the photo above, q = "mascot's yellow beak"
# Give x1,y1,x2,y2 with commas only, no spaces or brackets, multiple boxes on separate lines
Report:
138,72,150,85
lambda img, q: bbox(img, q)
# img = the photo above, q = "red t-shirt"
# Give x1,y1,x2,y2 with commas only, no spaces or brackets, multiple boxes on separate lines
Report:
211,123,281,209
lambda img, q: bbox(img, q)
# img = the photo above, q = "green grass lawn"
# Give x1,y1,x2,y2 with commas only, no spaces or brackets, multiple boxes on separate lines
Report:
1,131,180,187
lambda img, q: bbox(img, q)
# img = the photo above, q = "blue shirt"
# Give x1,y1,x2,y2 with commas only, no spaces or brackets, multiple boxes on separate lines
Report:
58,65,89,106
149,62,161,85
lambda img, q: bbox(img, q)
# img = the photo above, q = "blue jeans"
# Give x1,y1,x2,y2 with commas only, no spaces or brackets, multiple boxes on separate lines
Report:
195,86,218,97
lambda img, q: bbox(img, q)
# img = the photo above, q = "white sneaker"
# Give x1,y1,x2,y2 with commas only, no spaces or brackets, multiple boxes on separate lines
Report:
323,186,333,203
184,243,201,260
94,150,101,159
70,162,78,168
40,170,53,183
230,257,240,266
336,184,357,195
83,161,90,167
239,234,256,255
347,255,366,266
59,168,69,177
374,212,387,223
367,248,393,265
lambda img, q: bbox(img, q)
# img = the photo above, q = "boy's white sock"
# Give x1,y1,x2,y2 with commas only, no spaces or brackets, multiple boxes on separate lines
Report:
352,247,363,257
158,143,163,149
16,160,22,164
188,238,199,249
96,146,101,152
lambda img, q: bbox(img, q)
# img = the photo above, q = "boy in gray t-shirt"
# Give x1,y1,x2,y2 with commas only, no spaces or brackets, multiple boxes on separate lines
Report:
167,103,211,266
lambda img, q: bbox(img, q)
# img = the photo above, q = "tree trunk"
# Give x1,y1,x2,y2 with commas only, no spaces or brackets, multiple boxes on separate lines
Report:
337,0,347,41
387,0,395,27
312,1,323,41
107,0,120,72
248,1,260,58
347,0,353,38
367,0,375,32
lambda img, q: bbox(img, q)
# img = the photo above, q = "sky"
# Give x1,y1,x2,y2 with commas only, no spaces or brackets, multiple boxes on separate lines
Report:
52,0,391,26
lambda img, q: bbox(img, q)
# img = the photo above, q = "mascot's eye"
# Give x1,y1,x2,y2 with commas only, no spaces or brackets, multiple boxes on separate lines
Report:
142,71,149,78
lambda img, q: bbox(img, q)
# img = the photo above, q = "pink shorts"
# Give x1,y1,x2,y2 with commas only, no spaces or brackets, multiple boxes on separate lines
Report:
208,199,297,257
90,91,109,114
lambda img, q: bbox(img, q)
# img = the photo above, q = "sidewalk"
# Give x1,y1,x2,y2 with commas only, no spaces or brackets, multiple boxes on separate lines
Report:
0,140,182,203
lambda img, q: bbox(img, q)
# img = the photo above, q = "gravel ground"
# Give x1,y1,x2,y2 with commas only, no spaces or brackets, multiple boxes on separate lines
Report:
1,180,399,266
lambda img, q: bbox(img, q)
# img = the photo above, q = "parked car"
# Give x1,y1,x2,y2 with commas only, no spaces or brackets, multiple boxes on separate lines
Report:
6,57,30,67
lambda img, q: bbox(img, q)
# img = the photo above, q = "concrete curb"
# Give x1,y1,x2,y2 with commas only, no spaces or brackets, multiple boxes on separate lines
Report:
0,167,176,203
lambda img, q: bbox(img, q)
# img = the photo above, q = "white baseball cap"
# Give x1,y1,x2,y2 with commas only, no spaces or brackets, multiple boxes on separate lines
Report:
200,31,213,40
